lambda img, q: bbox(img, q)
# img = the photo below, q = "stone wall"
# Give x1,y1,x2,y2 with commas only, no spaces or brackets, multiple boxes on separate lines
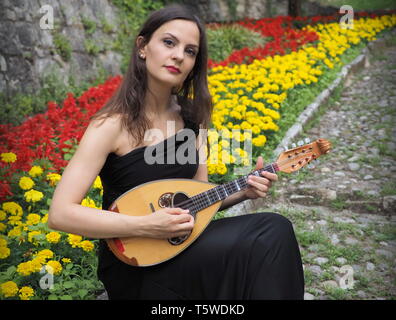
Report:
0,0,122,97
179,0,338,23
181,0,287,22
0,0,339,98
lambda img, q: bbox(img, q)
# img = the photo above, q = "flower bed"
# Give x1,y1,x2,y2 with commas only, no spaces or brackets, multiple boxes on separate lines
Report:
0,13,395,300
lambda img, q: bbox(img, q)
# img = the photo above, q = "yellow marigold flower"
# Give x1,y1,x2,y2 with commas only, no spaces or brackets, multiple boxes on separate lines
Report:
0,281,18,298
0,223,6,232
2,202,23,216
1,152,17,163
19,286,35,300
17,261,33,276
79,240,94,252
46,173,61,187
81,197,97,208
0,246,10,259
8,215,22,225
46,231,61,244
241,158,251,166
36,249,54,260
41,214,48,223
46,260,62,275
28,231,41,245
29,166,43,178
207,163,216,175
68,234,82,248
19,176,35,190
216,163,227,175
0,210,7,220
0,238,7,247
93,176,103,189
7,226,22,237
24,189,44,203
26,213,41,226
62,258,71,263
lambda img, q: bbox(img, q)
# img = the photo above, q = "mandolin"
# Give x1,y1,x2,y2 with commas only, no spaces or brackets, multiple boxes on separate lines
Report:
106,138,331,266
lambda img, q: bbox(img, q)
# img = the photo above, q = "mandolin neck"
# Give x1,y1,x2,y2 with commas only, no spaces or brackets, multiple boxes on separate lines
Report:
180,163,279,213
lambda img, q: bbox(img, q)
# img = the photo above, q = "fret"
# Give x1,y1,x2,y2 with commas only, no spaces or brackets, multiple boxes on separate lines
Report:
238,176,248,189
198,193,207,208
223,185,229,198
234,180,241,191
191,196,199,212
213,187,222,201
204,191,211,204
208,189,218,203
217,186,227,199
229,181,237,193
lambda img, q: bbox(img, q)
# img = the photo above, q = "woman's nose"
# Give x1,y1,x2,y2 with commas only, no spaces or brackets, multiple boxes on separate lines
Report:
171,47,184,62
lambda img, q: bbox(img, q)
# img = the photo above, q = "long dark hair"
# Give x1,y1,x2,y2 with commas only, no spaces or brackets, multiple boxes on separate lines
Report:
91,4,212,148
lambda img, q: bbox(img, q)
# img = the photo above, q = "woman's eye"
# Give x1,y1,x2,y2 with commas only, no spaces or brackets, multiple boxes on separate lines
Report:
186,49,196,56
163,39,174,46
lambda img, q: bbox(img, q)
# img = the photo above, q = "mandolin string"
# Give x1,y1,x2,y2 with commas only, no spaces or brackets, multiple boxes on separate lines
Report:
175,165,273,211
173,146,316,211
174,163,276,210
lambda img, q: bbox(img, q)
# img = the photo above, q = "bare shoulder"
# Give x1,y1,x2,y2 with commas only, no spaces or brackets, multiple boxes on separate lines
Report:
89,113,123,132
85,113,123,153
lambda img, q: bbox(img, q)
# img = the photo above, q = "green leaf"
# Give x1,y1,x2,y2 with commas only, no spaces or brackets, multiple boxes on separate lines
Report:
64,153,72,161
77,289,88,299
60,295,73,300
48,294,58,300
62,281,75,289
65,263,74,271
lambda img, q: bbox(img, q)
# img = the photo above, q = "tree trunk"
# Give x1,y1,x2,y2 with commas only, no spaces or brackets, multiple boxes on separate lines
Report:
288,0,302,17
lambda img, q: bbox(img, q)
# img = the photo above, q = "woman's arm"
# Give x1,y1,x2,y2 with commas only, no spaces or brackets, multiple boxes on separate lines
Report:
48,115,142,238
48,116,193,239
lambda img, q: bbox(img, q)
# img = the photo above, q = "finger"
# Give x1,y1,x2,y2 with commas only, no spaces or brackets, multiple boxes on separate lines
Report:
253,190,268,198
247,179,269,193
248,176,271,187
255,156,264,170
260,171,278,181
169,207,190,215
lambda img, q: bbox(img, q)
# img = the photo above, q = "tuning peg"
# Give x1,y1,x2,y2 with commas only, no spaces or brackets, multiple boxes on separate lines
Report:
304,137,311,144
283,145,289,151
297,140,304,146
291,143,297,148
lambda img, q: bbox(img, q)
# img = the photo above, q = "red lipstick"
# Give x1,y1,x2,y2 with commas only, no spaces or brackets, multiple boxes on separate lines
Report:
165,66,181,73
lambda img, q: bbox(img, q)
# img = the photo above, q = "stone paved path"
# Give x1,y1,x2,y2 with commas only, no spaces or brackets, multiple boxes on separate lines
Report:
243,36,396,300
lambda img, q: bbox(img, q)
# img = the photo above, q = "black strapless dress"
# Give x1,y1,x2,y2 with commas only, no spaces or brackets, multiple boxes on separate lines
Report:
98,118,304,300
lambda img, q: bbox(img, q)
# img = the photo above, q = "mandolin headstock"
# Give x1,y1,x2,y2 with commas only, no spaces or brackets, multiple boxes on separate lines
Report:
276,138,331,173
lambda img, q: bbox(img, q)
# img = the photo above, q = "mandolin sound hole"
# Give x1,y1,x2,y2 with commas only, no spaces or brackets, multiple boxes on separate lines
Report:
168,233,190,246
168,192,192,246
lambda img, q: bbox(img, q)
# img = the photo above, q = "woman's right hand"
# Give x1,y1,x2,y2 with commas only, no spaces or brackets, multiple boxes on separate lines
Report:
140,207,194,239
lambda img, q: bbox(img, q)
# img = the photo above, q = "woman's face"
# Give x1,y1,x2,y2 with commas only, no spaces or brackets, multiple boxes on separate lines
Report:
138,19,200,90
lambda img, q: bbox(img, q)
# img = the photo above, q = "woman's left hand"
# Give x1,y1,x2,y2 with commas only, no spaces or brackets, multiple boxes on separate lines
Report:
244,156,278,200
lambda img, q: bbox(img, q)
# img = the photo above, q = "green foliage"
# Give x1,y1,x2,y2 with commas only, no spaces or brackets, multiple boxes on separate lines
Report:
52,32,72,61
207,24,270,63
81,16,97,35
84,39,101,55
0,69,109,126
110,0,165,73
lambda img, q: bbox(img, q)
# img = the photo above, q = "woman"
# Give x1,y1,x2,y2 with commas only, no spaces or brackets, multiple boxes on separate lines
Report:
48,4,304,300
